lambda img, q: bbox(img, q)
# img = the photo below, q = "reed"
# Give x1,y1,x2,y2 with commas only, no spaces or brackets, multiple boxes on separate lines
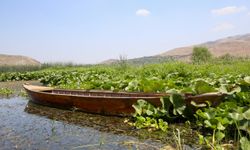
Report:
0,65,41,73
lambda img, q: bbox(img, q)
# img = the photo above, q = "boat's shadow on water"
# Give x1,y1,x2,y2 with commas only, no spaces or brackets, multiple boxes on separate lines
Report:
24,101,136,135
24,101,200,148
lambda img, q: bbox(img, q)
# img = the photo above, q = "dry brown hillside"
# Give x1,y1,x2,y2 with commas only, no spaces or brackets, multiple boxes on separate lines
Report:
100,59,119,65
158,33,250,59
0,54,40,66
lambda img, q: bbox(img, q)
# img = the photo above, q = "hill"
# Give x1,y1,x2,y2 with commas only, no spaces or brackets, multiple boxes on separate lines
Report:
101,33,250,65
101,59,119,65
158,33,250,59
0,54,40,66
100,56,175,65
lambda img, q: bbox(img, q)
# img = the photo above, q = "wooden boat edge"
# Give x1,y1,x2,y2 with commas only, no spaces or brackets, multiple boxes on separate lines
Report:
23,83,54,92
23,84,170,99
23,83,226,100
23,84,226,116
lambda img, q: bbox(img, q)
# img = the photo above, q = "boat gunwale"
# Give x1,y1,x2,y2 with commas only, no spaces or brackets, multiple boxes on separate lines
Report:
23,84,225,100
24,85,168,99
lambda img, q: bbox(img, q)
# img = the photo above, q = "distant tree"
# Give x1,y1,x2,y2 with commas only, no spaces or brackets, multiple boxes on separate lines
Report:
191,47,212,63
118,54,128,69
218,53,234,61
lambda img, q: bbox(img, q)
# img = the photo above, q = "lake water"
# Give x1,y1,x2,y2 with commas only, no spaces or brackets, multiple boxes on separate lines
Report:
0,97,163,150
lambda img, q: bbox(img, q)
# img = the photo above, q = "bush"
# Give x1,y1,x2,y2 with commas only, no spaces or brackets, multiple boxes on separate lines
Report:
191,47,212,64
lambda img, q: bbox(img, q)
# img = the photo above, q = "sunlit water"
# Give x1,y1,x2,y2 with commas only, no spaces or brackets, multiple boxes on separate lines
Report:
0,97,162,150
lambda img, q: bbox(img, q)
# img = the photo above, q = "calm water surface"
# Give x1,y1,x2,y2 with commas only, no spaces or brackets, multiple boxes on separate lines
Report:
0,97,163,150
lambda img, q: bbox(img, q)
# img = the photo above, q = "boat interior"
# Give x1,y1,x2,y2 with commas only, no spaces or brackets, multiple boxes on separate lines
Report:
42,89,167,98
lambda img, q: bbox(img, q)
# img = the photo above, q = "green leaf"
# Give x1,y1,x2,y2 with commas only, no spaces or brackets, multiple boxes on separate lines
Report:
158,119,168,132
217,122,225,130
219,117,232,125
146,109,153,116
204,120,216,129
230,86,241,94
160,97,171,110
243,109,250,120
196,109,215,120
238,76,250,86
193,79,217,94
244,76,250,85
132,105,142,116
219,84,228,93
198,134,205,145
215,131,225,142
180,87,194,94
169,93,186,116
132,99,147,116
240,137,250,150
229,112,244,121
238,120,250,134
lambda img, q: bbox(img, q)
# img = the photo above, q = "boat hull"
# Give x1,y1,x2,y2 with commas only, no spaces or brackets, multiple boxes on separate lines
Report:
24,85,163,116
23,84,225,116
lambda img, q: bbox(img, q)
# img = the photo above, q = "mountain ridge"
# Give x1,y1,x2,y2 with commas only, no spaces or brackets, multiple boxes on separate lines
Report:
0,54,40,66
100,33,250,65
158,33,250,58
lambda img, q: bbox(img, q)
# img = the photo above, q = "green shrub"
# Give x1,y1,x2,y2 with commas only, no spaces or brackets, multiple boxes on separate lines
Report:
192,47,212,64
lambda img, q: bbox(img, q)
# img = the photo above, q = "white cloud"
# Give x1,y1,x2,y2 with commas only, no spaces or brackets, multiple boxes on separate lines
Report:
212,23,234,32
248,12,250,16
211,6,247,16
136,9,151,17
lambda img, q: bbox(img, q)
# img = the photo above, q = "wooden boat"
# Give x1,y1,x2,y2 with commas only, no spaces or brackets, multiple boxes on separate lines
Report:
23,84,224,116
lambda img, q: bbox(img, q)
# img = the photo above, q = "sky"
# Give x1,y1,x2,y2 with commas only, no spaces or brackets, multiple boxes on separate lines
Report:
0,0,250,64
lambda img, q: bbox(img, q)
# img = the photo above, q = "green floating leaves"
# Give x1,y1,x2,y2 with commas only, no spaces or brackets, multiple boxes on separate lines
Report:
158,119,168,132
193,79,217,94
132,92,195,131
244,76,250,85
132,99,155,116
133,116,168,132
243,109,250,120
219,84,241,94
170,93,186,116
229,112,244,121
216,122,225,130
215,131,225,142
0,88,14,97
237,76,250,87
240,137,250,150
239,120,250,134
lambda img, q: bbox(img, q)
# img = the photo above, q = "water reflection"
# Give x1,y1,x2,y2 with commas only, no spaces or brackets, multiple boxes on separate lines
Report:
24,101,135,135
0,97,163,150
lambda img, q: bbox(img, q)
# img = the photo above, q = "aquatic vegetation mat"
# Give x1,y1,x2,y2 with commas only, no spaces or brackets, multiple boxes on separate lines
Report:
1,61,250,148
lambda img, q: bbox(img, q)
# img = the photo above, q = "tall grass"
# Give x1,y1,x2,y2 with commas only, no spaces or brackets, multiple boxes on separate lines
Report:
41,62,89,68
0,62,92,73
1,57,250,76
0,65,41,73
42,59,250,77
